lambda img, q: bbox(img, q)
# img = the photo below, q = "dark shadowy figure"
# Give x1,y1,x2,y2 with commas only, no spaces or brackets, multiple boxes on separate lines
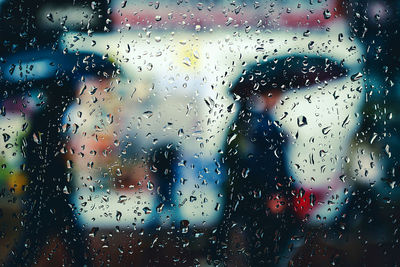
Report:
0,1,109,265
209,57,338,265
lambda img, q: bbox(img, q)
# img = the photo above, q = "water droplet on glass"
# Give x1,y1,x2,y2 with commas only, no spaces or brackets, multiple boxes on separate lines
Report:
116,211,122,221
143,111,153,118
338,33,344,42
351,72,363,81
183,57,191,66
46,13,54,22
322,126,331,135
308,41,314,50
147,181,154,191
2,133,10,142
297,116,308,127
178,128,184,137
143,207,152,214
323,9,331,19
180,220,189,233
118,195,127,203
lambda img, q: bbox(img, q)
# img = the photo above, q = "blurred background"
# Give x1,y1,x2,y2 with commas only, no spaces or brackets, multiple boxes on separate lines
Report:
0,0,399,266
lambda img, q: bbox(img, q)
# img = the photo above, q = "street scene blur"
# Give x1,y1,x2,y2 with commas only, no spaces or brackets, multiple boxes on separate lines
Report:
0,0,399,266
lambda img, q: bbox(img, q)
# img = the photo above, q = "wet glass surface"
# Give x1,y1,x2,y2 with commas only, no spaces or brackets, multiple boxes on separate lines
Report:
0,0,400,266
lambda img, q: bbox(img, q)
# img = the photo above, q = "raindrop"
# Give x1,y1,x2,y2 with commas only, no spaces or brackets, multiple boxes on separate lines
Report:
323,9,331,19
180,220,189,233
89,227,99,237
351,72,363,81
2,133,10,142
322,126,331,135
297,116,308,127
63,186,71,195
66,160,73,169
143,207,152,214
118,195,127,203
147,181,154,191
156,203,164,213
369,133,378,145
46,13,54,23
338,33,344,42
308,41,314,50
182,57,191,66
116,211,122,221
143,111,153,118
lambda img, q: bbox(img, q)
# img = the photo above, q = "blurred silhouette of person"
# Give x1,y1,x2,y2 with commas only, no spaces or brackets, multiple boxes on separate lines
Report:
212,55,350,265
212,61,300,266
0,0,109,265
